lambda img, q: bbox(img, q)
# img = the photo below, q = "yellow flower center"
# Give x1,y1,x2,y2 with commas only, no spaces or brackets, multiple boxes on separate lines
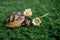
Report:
34,19,40,24
26,11,30,16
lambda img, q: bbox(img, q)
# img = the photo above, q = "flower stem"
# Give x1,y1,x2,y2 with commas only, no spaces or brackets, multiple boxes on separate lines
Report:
39,13,48,18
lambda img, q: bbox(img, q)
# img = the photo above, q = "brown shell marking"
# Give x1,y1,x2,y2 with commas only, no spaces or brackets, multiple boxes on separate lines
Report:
7,12,22,23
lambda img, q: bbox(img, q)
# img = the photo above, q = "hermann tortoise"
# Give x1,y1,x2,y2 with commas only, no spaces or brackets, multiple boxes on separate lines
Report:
5,12,31,27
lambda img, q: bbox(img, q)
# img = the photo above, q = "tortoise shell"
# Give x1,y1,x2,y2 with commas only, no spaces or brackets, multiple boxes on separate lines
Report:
5,12,30,27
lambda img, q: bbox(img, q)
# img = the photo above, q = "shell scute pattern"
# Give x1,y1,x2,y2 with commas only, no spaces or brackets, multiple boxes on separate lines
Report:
5,12,30,27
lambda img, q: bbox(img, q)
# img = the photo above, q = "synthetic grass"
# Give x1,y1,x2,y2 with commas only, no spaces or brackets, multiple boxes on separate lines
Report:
0,0,60,40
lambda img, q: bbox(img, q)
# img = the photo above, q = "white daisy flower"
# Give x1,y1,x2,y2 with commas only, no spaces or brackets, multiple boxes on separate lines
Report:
23,8,32,16
32,17,41,26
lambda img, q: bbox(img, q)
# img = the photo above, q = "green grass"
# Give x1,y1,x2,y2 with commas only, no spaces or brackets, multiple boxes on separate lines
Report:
0,0,60,40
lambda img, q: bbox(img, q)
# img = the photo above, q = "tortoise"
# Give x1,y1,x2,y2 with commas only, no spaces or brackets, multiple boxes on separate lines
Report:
5,12,31,27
